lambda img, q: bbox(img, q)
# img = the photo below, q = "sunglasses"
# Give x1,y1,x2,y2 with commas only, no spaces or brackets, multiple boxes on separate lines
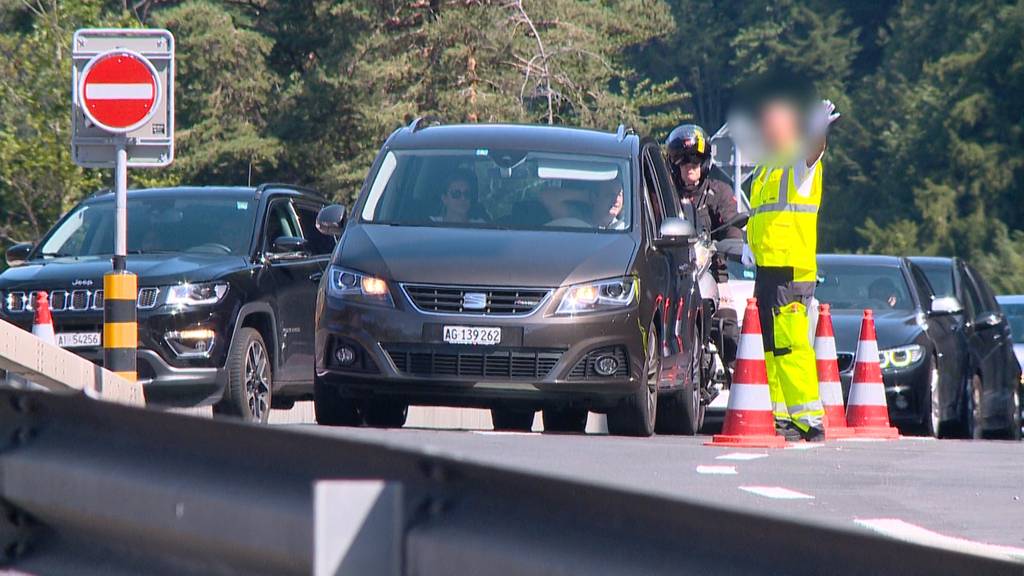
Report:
446,187,470,199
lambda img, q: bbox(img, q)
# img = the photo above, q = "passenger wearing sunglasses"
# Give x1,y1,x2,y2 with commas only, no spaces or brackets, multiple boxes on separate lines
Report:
433,170,486,223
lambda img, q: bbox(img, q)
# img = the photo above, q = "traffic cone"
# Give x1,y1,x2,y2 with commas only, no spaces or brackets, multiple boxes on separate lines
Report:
814,304,856,439
32,291,56,345
846,309,899,439
709,298,786,448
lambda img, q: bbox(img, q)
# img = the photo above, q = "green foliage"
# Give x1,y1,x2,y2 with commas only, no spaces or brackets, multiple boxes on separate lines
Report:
1,0,1023,292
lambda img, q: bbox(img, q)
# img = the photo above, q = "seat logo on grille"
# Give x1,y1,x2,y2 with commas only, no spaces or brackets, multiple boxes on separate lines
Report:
463,292,487,310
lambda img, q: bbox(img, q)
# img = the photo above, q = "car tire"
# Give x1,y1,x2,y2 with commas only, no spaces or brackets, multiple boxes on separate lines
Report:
960,373,985,439
214,327,272,423
490,408,535,431
542,407,588,433
656,323,704,436
363,400,409,428
313,377,362,426
1006,384,1022,441
919,355,948,438
608,323,658,437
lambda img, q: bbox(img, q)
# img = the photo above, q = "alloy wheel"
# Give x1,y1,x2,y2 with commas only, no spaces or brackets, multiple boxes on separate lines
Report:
245,340,271,421
928,363,941,437
646,332,659,425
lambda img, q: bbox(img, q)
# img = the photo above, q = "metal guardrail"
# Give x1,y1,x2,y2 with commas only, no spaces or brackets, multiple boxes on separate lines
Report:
0,388,1020,576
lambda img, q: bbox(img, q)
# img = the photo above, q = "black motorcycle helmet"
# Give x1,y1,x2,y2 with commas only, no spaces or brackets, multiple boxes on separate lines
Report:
665,124,713,191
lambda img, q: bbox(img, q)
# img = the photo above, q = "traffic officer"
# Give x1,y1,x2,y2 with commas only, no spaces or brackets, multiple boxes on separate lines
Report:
665,124,743,365
742,97,839,442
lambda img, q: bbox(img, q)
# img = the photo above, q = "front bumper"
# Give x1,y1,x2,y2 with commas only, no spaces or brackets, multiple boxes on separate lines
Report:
315,294,647,411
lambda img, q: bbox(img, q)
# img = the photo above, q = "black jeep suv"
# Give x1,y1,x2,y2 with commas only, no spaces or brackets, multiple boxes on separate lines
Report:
313,121,707,436
0,185,334,422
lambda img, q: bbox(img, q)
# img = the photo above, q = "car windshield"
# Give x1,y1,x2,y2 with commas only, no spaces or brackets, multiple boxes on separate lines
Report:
36,194,258,258
727,260,755,281
360,149,631,232
917,263,955,298
1001,303,1024,344
816,263,915,312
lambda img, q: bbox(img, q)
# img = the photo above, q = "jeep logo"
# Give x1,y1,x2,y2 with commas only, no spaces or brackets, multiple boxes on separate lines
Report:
462,292,487,310
72,279,94,287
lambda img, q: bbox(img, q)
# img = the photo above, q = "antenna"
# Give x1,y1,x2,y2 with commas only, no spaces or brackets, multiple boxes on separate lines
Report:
247,161,253,187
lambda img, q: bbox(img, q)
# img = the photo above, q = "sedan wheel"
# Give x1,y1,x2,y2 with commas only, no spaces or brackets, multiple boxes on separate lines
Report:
922,357,946,438
1007,384,1022,441
962,374,985,439
656,323,703,436
608,324,658,437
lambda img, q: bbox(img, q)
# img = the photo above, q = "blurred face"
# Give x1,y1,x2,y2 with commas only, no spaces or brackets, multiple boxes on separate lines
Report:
442,179,471,219
678,162,702,187
760,99,800,153
592,180,623,223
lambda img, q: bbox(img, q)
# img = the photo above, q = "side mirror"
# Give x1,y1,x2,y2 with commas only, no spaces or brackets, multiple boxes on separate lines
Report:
929,296,963,316
5,242,33,267
976,311,1003,329
316,204,347,236
270,236,308,255
656,217,696,247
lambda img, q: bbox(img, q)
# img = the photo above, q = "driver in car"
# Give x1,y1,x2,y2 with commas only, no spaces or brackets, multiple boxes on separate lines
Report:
590,179,626,230
868,277,902,309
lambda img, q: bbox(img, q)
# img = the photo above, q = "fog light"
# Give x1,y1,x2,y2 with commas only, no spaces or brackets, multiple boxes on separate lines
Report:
164,328,216,358
594,355,619,376
334,345,356,366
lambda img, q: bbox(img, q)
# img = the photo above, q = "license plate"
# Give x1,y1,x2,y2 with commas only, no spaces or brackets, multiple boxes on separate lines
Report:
443,326,501,346
57,332,101,348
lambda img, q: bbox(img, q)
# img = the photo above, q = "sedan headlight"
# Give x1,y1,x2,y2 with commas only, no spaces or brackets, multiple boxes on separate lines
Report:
879,344,925,372
327,266,394,307
555,277,636,315
165,282,229,307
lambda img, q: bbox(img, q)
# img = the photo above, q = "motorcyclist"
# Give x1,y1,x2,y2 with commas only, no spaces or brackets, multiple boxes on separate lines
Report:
665,124,743,365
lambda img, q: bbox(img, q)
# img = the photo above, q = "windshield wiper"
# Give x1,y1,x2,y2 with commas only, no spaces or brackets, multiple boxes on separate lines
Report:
126,249,176,255
40,251,74,258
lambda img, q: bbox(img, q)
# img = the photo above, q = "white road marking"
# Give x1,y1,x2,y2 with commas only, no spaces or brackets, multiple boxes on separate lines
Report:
696,465,737,475
836,437,889,442
785,443,823,450
854,518,1024,563
899,435,937,441
716,452,768,461
471,431,539,436
85,83,154,100
739,486,814,500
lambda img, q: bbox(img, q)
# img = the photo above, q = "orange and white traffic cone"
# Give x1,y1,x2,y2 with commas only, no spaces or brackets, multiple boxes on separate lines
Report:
32,291,56,345
814,304,856,439
709,298,786,448
846,309,899,439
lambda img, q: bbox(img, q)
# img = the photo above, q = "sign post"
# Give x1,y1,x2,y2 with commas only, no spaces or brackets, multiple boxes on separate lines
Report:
72,29,174,381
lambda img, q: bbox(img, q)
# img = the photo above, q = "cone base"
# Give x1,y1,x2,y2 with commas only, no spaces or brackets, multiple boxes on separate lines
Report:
824,426,858,439
707,433,787,448
852,425,900,439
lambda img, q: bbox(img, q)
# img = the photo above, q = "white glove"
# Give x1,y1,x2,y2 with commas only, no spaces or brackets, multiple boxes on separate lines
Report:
717,282,733,305
810,99,841,136
741,244,756,268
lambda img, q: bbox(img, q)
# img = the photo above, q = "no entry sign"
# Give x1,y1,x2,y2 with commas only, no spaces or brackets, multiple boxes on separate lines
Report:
79,50,160,133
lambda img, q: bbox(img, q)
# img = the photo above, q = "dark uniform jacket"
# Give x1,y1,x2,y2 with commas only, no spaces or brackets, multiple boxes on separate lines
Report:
682,179,743,283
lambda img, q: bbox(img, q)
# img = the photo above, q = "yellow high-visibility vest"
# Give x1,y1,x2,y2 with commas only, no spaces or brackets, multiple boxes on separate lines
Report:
747,161,822,279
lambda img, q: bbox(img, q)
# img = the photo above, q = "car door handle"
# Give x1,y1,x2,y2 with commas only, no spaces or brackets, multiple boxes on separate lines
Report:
309,271,323,282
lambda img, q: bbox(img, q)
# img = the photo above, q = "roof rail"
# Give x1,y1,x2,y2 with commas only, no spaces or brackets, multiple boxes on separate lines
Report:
409,115,443,132
616,124,635,142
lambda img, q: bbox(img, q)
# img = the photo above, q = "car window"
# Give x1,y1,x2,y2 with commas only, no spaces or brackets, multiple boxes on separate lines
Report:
908,263,935,301
646,146,678,218
918,263,955,299
1001,303,1024,343
641,153,664,236
966,265,999,315
959,265,984,319
815,263,915,312
360,149,631,232
264,199,302,250
295,203,335,256
37,194,258,258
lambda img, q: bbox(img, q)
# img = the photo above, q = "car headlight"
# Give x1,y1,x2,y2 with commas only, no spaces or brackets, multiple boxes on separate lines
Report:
327,266,394,307
555,277,636,315
879,344,924,372
165,282,229,307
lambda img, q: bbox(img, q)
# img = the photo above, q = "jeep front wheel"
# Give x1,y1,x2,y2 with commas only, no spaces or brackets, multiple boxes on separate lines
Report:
215,327,272,423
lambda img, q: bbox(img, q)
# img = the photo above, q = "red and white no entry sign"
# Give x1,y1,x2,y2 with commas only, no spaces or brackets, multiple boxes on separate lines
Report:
79,49,161,133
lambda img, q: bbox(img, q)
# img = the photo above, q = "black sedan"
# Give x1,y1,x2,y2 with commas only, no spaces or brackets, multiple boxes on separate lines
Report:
817,254,1021,439
312,121,708,437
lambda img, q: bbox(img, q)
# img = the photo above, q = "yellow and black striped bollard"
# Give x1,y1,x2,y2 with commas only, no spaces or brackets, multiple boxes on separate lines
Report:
103,270,137,381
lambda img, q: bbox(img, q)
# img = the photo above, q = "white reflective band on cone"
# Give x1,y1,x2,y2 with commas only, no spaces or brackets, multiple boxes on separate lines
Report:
727,384,772,410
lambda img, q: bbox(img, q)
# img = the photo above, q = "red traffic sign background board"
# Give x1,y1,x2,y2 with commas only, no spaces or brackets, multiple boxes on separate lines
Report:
79,50,160,133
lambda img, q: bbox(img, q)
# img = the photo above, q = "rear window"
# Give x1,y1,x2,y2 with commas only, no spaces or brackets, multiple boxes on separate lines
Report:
917,264,955,298
816,263,915,312
360,149,632,233
1002,304,1024,344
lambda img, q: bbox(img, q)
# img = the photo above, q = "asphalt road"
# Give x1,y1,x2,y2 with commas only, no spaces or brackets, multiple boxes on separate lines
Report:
292,418,1024,563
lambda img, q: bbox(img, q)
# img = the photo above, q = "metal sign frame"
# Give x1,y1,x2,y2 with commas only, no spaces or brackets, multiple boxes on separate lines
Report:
71,28,174,168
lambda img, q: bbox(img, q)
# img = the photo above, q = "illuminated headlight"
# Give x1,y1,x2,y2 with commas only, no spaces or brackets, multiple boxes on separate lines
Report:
327,266,393,307
165,282,229,307
879,344,924,372
555,277,636,315
164,328,216,358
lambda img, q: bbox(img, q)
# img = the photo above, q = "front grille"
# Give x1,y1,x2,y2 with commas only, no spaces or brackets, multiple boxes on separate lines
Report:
402,284,549,316
837,353,855,373
568,346,629,379
384,344,563,380
4,287,162,313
